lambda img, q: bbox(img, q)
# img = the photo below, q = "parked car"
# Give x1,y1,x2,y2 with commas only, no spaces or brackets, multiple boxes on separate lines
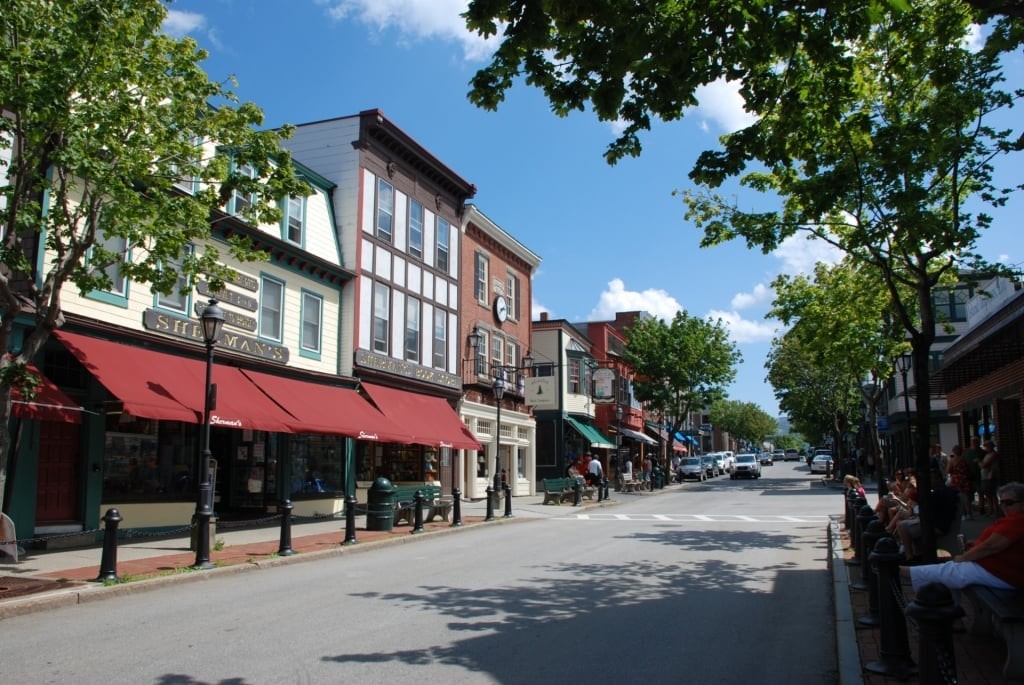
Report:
711,453,726,474
810,453,834,474
731,453,761,479
772,450,785,463
678,456,706,482
760,452,775,466
784,448,800,462
721,451,735,472
700,455,720,478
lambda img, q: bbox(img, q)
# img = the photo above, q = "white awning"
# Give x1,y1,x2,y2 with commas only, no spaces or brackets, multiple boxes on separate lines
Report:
619,426,658,445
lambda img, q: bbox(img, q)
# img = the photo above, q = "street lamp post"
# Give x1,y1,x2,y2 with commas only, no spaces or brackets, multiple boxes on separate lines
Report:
895,354,913,473
488,370,506,521
193,299,225,569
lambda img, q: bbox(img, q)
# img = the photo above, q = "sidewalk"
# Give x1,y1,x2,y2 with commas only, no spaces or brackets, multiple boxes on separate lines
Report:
826,476,1020,684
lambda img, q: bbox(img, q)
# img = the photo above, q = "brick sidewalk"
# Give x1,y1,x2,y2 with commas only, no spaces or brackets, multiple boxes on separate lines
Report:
839,526,1017,684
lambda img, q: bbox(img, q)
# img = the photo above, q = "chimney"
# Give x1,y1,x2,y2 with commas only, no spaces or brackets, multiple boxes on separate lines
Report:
540,312,549,321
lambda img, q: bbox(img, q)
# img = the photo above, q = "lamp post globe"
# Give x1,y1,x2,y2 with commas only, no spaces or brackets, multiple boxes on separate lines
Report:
193,299,225,569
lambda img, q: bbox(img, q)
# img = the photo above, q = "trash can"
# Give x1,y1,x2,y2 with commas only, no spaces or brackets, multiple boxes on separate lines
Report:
366,477,396,532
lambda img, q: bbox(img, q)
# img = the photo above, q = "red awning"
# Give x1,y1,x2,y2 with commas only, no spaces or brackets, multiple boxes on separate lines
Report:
54,331,297,432
241,369,412,442
361,383,483,451
10,363,82,424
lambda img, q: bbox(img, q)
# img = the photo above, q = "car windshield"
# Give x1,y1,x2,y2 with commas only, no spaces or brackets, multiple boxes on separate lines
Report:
737,456,756,463
813,455,832,461
684,458,700,466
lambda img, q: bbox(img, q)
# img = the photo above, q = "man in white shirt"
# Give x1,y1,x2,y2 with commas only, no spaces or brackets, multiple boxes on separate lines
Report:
587,455,603,485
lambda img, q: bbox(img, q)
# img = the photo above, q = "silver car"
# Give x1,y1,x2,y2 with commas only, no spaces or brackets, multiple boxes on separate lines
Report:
677,456,706,482
730,453,761,480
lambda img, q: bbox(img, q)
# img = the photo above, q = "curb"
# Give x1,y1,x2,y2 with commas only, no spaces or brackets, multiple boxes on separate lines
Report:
830,516,865,685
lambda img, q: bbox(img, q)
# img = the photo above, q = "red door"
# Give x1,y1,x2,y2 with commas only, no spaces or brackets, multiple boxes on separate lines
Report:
35,422,81,522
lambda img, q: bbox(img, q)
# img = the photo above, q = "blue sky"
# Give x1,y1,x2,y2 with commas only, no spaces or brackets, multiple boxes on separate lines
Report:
164,0,1023,420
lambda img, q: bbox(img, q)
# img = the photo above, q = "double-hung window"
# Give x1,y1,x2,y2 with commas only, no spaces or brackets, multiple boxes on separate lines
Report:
474,252,489,304
301,291,322,356
436,218,450,273
507,273,520,321
491,333,504,375
475,329,489,376
232,162,257,217
373,283,390,353
409,200,423,259
405,297,420,363
156,245,192,313
285,195,304,245
90,228,129,298
568,359,581,394
432,309,446,370
260,276,284,341
376,178,394,242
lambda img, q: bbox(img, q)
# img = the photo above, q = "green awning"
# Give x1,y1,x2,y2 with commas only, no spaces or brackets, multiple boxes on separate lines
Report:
565,416,615,449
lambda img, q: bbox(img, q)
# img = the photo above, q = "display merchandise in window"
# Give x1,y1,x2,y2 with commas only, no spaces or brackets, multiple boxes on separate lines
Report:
101,416,198,500
289,434,345,496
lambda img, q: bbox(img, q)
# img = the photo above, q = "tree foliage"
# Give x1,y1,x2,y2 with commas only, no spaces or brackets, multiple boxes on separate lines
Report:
623,311,740,443
708,399,777,449
0,0,309,503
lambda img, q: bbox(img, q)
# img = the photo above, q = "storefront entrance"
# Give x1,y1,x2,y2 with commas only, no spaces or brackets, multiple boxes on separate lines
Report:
35,422,81,524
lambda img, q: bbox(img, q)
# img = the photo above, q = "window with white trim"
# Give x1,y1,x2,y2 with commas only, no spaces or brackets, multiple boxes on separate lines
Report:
259,276,284,341
156,245,192,313
376,178,394,242
231,162,257,217
301,291,322,354
474,252,489,303
491,333,504,374
373,282,390,353
432,309,446,370
285,195,304,245
436,217,449,272
568,358,581,394
409,199,423,259
475,328,489,375
91,229,129,296
507,273,520,321
405,297,420,363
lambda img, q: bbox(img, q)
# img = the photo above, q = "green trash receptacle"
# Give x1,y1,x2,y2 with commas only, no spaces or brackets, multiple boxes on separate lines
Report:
366,477,396,532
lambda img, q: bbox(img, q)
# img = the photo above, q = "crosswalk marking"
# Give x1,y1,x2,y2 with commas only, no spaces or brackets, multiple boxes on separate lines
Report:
554,513,830,523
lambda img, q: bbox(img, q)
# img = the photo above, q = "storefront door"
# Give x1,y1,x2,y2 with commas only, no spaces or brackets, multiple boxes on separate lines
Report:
35,422,81,523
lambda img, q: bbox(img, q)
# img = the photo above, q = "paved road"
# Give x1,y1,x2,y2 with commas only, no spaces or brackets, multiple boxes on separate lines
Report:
0,461,838,684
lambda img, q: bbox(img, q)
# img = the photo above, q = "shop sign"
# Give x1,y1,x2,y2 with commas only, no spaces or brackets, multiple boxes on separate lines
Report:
197,280,258,312
592,368,615,403
354,349,461,389
143,309,289,363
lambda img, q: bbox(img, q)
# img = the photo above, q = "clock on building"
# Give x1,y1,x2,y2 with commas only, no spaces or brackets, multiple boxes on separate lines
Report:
493,295,509,323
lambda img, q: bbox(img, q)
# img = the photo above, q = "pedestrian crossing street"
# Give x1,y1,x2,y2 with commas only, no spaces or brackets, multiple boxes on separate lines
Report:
555,513,831,524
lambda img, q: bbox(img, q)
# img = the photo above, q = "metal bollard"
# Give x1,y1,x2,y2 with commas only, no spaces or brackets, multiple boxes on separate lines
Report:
93,508,122,582
343,494,358,545
277,499,295,556
857,524,890,628
450,487,463,527
847,500,870,566
851,505,877,586
603,477,611,501
485,485,495,521
503,482,513,518
864,537,918,680
411,490,425,534
905,582,964,685
845,489,859,531
573,480,582,507
597,478,604,502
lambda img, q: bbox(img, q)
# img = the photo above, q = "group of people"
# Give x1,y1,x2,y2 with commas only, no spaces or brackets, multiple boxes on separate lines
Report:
567,453,606,487
943,437,1001,519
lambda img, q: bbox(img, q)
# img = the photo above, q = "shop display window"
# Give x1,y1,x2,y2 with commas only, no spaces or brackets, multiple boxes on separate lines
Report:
289,434,344,497
102,416,196,500
355,442,434,483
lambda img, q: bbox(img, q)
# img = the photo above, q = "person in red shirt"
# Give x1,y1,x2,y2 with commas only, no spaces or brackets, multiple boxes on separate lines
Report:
903,481,1024,593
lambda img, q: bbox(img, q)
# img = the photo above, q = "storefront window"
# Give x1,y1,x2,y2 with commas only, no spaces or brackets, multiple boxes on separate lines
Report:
288,434,345,497
102,416,196,500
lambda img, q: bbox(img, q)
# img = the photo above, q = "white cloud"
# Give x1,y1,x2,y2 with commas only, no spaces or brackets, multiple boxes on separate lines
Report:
532,298,551,319
731,283,771,310
163,9,206,37
316,0,498,61
692,79,758,134
771,233,843,276
587,278,685,322
707,309,779,344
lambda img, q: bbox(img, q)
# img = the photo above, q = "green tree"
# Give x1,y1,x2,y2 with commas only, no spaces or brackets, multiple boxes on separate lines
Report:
0,0,309,506
623,311,740,464
770,261,908,491
709,399,777,450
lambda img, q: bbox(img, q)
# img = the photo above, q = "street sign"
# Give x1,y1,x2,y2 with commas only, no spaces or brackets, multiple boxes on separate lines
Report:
877,416,890,432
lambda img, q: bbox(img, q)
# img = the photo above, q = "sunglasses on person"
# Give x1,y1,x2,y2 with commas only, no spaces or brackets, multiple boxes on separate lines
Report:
1000,499,1019,507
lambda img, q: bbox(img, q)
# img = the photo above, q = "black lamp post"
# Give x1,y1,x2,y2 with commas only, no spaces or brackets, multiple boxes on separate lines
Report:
193,298,225,569
492,370,506,509
895,354,912,473
615,404,623,468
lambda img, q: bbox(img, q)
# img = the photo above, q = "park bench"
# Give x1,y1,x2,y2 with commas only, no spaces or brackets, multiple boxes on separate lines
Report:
619,472,642,493
963,585,1024,678
542,477,575,505
393,485,453,525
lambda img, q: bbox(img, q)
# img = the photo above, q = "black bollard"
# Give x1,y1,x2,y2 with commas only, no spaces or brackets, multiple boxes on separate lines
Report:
865,537,917,680
503,482,513,518
603,477,611,501
845,489,859,531
343,494,358,545
597,477,604,502
484,485,495,521
450,487,463,527
847,499,870,566
277,499,295,556
905,582,964,685
851,505,878,588
411,490,425,533
858,524,891,628
573,479,582,507
93,508,122,582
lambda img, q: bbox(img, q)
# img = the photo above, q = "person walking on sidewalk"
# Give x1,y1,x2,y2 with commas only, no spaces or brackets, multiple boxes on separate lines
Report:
902,481,1024,594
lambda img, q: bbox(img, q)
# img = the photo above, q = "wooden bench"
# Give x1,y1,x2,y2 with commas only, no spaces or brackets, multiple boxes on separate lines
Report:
619,472,642,493
392,485,453,525
573,477,597,501
542,477,574,505
963,585,1024,678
